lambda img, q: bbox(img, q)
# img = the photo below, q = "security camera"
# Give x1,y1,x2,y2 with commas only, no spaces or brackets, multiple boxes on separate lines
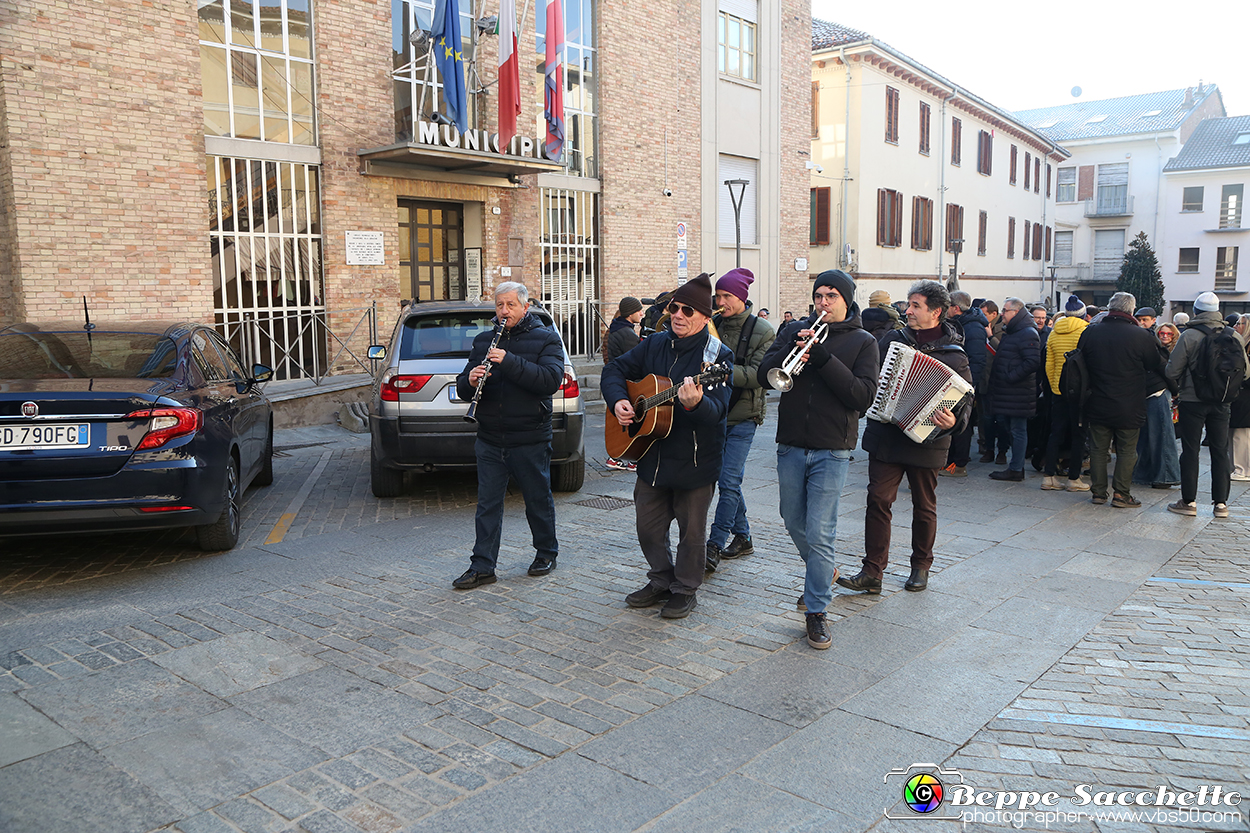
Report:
805,160,823,174
662,188,673,197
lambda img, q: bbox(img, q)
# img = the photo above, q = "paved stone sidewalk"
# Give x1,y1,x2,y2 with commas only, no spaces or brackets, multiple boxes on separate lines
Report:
0,403,1245,833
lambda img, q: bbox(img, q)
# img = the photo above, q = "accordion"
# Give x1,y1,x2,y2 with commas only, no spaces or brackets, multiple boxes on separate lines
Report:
867,341,974,443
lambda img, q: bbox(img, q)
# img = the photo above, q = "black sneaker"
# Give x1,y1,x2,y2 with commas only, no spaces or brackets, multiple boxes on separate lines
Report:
625,584,672,608
995,453,1007,465
660,592,698,619
452,569,497,590
704,542,721,573
527,556,556,576
720,533,754,559
989,469,1024,482
805,613,831,649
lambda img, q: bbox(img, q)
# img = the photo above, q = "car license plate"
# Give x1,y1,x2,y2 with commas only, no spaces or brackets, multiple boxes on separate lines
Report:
0,423,92,451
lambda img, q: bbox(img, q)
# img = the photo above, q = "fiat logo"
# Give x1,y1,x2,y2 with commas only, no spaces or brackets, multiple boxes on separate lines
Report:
21,401,38,418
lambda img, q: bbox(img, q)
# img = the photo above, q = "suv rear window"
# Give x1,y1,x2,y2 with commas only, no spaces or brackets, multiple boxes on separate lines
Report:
400,313,495,359
0,331,179,379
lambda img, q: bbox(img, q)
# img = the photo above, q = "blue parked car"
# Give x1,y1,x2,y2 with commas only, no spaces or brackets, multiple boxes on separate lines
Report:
0,321,273,551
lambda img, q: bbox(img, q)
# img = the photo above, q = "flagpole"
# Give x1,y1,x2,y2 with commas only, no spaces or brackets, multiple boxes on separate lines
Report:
518,0,532,37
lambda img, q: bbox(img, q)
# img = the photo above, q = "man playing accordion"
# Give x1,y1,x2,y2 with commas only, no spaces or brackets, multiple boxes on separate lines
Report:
839,280,973,595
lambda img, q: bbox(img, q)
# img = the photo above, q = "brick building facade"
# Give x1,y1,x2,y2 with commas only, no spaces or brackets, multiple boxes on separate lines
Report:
1,0,810,376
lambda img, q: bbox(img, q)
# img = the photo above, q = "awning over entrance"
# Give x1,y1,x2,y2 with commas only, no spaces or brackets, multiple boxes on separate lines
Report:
358,142,565,187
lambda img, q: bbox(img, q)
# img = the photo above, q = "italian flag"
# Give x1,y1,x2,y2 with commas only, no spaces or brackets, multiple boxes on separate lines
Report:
497,0,520,148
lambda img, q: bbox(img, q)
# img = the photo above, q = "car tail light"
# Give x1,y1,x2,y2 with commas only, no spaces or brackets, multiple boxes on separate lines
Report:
140,505,195,512
561,371,580,399
127,407,202,451
380,372,433,401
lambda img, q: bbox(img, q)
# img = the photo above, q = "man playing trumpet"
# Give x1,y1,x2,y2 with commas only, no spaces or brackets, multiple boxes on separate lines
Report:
757,270,879,649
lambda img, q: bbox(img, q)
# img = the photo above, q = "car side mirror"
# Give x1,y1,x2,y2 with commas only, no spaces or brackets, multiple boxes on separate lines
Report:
367,345,387,360
252,364,274,383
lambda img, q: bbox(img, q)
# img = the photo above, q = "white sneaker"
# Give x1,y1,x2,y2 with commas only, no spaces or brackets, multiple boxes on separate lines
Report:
1231,473,1250,482
1066,477,1091,492
1041,475,1064,490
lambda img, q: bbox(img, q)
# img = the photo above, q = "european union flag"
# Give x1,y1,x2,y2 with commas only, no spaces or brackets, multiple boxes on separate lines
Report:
430,0,467,133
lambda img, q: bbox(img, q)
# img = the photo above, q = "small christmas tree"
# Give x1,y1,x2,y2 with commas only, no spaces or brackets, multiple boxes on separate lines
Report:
1116,231,1165,312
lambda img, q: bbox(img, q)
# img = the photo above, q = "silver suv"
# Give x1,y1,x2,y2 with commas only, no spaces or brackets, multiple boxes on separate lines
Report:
367,301,585,497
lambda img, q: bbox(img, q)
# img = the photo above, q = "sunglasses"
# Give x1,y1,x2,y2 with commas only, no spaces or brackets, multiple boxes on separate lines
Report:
666,302,697,317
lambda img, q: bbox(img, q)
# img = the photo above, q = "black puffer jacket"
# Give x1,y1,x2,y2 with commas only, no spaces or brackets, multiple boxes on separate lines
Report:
987,309,1041,418
863,321,973,469
455,312,565,447
1078,310,1171,429
605,317,640,362
757,306,880,450
951,307,989,387
600,326,734,490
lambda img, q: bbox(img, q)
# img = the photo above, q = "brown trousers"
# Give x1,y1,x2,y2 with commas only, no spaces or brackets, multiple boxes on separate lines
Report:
863,457,938,578
633,480,715,595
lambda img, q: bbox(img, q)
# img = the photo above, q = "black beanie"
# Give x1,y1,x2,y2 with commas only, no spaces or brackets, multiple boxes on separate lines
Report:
670,272,715,318
813,269,856,307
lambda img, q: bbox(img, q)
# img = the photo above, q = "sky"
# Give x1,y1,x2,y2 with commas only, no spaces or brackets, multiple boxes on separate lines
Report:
811,0,1249,119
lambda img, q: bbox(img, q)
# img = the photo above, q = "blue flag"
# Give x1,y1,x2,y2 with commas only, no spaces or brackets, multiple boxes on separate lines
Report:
430,0,467,133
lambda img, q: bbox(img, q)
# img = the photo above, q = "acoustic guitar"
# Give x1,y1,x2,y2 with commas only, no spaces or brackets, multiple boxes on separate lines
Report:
604,363,731,461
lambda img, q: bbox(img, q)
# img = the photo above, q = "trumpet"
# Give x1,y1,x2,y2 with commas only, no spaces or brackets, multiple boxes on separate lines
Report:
766,319,829,392
463,322,504,424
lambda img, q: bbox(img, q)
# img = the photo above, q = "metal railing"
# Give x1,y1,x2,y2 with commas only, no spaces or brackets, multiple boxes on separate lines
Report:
1084,194,1134,217
543,297,607,362
1052,263,1093,282
217,303,379,384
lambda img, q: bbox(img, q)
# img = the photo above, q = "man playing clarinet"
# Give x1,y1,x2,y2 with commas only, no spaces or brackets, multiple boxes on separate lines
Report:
839,280,973,595
452,281,565,590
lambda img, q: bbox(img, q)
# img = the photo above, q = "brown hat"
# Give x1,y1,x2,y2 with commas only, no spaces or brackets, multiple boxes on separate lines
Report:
869,289,891,307
670,273,715,318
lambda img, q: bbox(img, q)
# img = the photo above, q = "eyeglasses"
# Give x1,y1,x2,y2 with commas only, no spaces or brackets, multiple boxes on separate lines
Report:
813,292,841,303
666,302,697,317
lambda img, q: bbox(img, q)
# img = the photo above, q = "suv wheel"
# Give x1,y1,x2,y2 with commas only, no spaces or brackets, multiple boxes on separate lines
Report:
371,445,404,497
551,458,585,492
197,454,241,551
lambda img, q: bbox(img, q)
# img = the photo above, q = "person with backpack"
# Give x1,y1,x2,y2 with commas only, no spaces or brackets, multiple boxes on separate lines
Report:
1165,292,1250,518
704,268,776,571
1075,292,1169,509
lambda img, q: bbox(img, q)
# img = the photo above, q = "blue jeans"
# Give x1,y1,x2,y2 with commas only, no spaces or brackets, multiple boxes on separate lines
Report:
995,414,1028,471
470,438,558,573
1133,393,1181,486
777,444,851,615
708,420,757,548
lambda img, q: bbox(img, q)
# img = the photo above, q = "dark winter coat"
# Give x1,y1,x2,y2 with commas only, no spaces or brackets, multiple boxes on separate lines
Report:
1077,310,1170,430
1229,337,1250,429
987,308,1041,418
861,307,894,341
713,305,776,427
950,307,989,389
862,320,974,469
1165,310,1250,403
600,326,734,490
606,317,641,362
455,312,565,447
757,306,879,451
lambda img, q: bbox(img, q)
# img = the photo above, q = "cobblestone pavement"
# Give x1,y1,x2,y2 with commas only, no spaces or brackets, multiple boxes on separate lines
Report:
0,401,1246,833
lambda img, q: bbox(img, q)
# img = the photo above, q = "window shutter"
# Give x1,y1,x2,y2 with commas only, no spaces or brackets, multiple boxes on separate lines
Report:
1034,222,1043,257
893,192,903,245
718,155,758,245
925,199,933,250
1024,152,1031,190
978,210,987,255
811,82,820,138
1046,164,1052,198
1045,225,1052,261
1034,158,1041,193
1023,220,1031,260
1010,145,1018,184
1077,166,1095,201
1054,230,1073,265
951,118,961,164
880,191,890,246
720,0,758,23
815,188,830,246
1007,217,1015,258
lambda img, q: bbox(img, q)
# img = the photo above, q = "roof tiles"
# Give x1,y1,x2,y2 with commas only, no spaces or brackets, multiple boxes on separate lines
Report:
1013,87,1220,141
1163,115,1250,172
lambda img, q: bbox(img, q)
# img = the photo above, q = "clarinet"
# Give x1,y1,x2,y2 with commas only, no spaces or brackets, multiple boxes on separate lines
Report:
463,322,504,424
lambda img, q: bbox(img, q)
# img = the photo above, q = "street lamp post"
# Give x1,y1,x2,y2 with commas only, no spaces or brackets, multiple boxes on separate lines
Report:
948,238,964,292
724,179,748,269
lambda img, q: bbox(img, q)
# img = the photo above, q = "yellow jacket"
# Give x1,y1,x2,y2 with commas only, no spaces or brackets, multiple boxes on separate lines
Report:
1044,314,1087,395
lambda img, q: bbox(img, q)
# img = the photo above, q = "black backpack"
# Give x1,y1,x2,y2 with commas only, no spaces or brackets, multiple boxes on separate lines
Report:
1188,324,1248,404
1059,347,1091,424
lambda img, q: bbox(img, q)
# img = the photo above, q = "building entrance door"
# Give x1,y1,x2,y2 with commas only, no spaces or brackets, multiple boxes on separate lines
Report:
399,200,464,302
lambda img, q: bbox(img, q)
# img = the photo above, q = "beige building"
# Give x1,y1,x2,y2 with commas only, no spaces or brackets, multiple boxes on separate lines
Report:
0,0,809,377
809,21,1068,308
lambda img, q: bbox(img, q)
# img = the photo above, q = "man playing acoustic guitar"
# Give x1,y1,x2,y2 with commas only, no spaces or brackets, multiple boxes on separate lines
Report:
601,273,734,619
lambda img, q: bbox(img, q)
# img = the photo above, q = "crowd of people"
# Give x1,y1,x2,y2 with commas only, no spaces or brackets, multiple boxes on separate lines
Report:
449,273,1249,651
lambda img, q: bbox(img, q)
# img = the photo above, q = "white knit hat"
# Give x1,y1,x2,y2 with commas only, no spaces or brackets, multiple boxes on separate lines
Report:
1194,292,1220,312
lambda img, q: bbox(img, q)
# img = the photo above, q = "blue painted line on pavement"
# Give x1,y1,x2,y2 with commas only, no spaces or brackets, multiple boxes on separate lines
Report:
1147,576,1250,591
998,709,1250,741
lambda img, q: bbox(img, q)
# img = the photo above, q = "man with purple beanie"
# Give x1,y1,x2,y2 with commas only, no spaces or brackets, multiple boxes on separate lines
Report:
705,268,776,571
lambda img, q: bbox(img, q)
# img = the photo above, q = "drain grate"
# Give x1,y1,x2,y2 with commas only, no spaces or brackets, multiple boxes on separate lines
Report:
574,495,635,510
